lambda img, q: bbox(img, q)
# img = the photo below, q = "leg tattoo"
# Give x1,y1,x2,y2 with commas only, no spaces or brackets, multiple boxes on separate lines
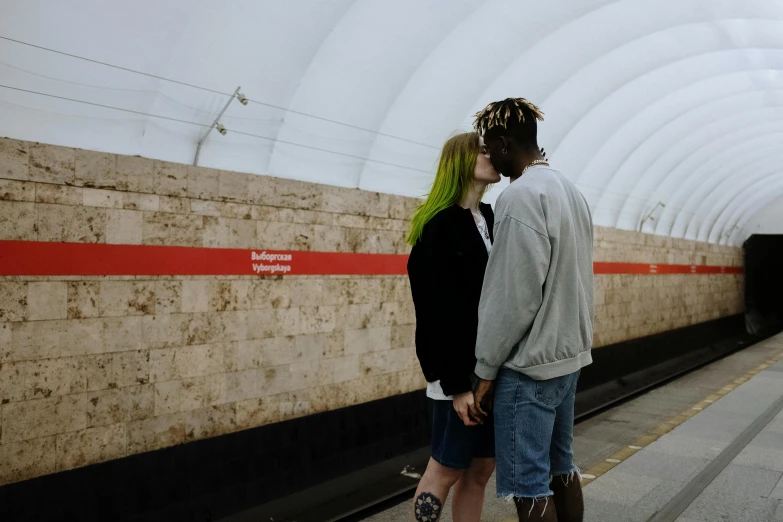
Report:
414,492,443,521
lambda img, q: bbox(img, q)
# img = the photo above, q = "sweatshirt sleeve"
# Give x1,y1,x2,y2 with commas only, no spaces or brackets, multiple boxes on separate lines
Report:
474,215,551,380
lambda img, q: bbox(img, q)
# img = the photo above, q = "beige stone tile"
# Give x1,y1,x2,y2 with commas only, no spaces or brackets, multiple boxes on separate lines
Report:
85,387,126,427
105,208,143,245
27,281,67,321
141,314,190,349
0,361,25,404
0,200,37,241
6,320,61,362
100,281,155,316
142,211,203,247
67,281,101,319
153,160,187,197
60,318,104,357
0,436,56,486
235,339,264,370
35,183,82,205
159,195,190,214
219,170,250,202
344,327,391,355
113,350,150,387
333,355,360,383
220,202,254,220
322,331,345,358
28,143,75,184
235,396,280,430
299,306,336,335
0,138,29,181
128,281,156,316
251,205,278,221
181,280,211,313
81,354,116,391
202,215,229,248
249,279,290,310
180,374,224,411
117,155,154,194
122,192,159,212
226,218,257,248
20,358,83,400
55,423,126,472
391,324,415,349
103,316,143,353
154,380,181,415
209,280,250,312
155,281,181,315
74,149,123,190
261,335,319,367
0,282,27,322
256,221,294,249
289,280,326,307
190,199,223,217
0,322,10,357
149,343,225,382
188,311,248,345
83,188,123,209
277,390,312,422
127,384,154,420
246,174,276,206
224,369,265,402
187,165,219,200
360,347,416,377
37,204,106,243
184,403,236,441
126,413,185,455
1,394,87,443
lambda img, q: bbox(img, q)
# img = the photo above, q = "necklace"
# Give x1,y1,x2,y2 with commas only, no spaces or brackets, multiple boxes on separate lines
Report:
521,159,549,176
475,213,490,240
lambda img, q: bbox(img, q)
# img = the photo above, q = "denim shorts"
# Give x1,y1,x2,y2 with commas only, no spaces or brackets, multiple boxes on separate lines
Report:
428,398,495,470
494,369,581,499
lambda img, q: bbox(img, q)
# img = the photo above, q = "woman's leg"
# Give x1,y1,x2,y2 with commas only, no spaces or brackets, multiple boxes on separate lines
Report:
413,458,464,521
451,457,495,522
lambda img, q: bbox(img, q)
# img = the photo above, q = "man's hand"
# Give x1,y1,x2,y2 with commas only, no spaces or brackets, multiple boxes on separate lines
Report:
470,378,496,421
452,392,479,427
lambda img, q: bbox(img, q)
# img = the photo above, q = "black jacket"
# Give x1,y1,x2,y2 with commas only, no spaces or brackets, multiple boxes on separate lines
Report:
407,203,494,396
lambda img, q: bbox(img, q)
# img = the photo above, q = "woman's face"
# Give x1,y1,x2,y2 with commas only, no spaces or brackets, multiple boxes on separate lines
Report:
475,137,501,184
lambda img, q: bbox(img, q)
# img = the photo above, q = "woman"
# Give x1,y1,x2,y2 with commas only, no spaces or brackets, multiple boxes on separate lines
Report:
406,131,501,522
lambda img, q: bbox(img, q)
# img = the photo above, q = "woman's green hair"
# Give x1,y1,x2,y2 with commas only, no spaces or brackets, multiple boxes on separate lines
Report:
407,132,480,246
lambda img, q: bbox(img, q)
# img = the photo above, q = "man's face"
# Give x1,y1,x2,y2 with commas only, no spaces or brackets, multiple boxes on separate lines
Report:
482,133,508,177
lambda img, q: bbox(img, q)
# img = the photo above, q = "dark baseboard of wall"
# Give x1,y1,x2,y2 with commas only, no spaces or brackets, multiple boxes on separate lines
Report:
2,313,775,522
0,391,429,522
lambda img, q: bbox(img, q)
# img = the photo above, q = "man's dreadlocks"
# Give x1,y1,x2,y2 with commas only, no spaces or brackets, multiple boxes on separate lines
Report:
473,98,545,135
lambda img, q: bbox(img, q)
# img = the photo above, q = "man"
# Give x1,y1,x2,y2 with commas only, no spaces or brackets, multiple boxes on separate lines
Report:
469,98,594,522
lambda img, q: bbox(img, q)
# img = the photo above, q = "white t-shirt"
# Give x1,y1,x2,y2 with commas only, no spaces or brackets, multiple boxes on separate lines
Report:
427,213,492,401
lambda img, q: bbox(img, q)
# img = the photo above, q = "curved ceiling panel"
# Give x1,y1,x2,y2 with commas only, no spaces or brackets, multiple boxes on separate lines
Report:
1,0,782,244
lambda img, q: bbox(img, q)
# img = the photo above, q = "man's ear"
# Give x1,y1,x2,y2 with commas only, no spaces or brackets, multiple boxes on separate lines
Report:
499,135,509,153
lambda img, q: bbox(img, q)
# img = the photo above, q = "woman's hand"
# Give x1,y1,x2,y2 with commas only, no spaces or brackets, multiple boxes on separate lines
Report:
453,391,479,427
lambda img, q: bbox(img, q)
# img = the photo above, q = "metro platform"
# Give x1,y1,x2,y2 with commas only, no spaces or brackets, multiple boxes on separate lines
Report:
361,333,783,521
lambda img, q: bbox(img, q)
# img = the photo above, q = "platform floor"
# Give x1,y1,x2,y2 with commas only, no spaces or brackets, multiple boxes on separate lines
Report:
360,332,783,522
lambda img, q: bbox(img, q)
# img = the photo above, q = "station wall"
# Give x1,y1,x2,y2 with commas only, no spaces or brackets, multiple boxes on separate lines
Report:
0,138,743,485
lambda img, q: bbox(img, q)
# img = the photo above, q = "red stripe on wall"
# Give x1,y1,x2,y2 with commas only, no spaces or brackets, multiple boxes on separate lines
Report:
0,241,743,276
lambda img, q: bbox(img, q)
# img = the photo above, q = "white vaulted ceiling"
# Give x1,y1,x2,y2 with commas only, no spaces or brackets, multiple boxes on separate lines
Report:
1,0,782,245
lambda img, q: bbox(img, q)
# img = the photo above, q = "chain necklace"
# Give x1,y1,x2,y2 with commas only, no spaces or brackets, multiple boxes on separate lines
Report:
521,159,549,177
473,211,490,240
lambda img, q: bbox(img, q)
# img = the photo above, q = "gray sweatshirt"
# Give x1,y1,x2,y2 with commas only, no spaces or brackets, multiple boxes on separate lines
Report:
474,166,594,381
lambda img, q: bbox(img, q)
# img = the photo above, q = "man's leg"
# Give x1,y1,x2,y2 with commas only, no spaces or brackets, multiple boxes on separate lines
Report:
494,370,560,521
413,458,462,521
515,497,558,521
549,371,583,522
452,458,494,522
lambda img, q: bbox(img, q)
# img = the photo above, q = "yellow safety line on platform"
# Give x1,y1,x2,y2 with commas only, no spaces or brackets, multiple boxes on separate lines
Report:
579,350,783,486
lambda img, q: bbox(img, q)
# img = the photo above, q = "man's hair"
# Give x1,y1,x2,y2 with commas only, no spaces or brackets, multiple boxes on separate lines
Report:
473,98,545,145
